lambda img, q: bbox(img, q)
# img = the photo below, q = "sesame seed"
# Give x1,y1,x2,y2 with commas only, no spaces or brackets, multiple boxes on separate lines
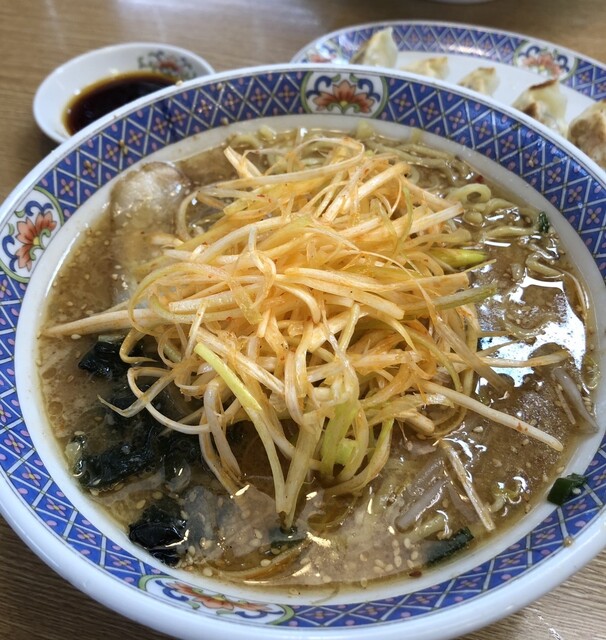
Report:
260,559,271,567
202,567,213,577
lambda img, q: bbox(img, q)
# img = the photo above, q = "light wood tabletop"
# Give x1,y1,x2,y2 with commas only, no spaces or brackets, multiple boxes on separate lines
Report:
1,0,605,638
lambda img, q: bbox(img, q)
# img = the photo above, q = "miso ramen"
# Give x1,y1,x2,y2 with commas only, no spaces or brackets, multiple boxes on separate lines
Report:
38,125,598,590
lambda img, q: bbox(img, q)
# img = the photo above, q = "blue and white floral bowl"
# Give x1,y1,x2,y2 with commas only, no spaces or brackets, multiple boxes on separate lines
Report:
2,64,606,640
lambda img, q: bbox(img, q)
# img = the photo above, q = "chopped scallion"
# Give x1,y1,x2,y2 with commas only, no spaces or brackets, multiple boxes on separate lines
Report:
547,473,586,505
538,211,550,234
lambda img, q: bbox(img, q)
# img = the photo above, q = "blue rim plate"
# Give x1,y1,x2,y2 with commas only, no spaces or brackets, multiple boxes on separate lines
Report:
291,20,606,127
1,64,605,640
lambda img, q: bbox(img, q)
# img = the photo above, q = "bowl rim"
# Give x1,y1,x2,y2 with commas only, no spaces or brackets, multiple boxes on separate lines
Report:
3,62,606,639
32,41,216,144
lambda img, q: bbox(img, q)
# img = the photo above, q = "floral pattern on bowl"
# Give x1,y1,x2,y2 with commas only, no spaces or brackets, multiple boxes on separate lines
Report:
138,50,198,81
303,72,386,115
0,188,63,280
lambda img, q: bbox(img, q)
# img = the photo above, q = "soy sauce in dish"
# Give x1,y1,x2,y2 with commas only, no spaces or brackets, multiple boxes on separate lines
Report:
63,71,177,135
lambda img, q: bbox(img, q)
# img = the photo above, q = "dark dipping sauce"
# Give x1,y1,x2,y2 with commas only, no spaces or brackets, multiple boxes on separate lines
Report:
63,71,177,135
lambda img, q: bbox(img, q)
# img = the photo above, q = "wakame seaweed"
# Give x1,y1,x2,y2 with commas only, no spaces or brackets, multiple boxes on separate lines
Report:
128,497,188,566
72,416,203,490
72,339,204,490
78,340,130,379
425,527,474,566
269,525,306,554
73,418,163,489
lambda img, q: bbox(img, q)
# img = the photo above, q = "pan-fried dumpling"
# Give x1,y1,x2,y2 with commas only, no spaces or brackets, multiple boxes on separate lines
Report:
568,100,606,169
351,27,398,68
458,67,499,96
401,56,449,79
512,79,567,136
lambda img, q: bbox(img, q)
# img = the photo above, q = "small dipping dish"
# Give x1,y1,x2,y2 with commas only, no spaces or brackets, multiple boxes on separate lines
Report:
33,42,214,143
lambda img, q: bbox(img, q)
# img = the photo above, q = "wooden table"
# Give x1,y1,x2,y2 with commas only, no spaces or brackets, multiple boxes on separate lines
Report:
1,0,605,638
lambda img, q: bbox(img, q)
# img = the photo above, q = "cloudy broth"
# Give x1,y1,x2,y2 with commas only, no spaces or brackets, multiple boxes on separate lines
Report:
38,128,597,590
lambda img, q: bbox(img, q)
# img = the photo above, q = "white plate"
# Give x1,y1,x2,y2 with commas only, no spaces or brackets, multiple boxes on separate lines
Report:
291,20,606,129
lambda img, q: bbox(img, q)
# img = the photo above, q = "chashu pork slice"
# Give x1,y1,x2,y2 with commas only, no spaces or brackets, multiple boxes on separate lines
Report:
110,162,191,300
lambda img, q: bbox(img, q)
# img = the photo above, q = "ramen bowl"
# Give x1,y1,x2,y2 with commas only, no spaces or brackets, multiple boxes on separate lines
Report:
2,64,606,640
33,42,215,144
